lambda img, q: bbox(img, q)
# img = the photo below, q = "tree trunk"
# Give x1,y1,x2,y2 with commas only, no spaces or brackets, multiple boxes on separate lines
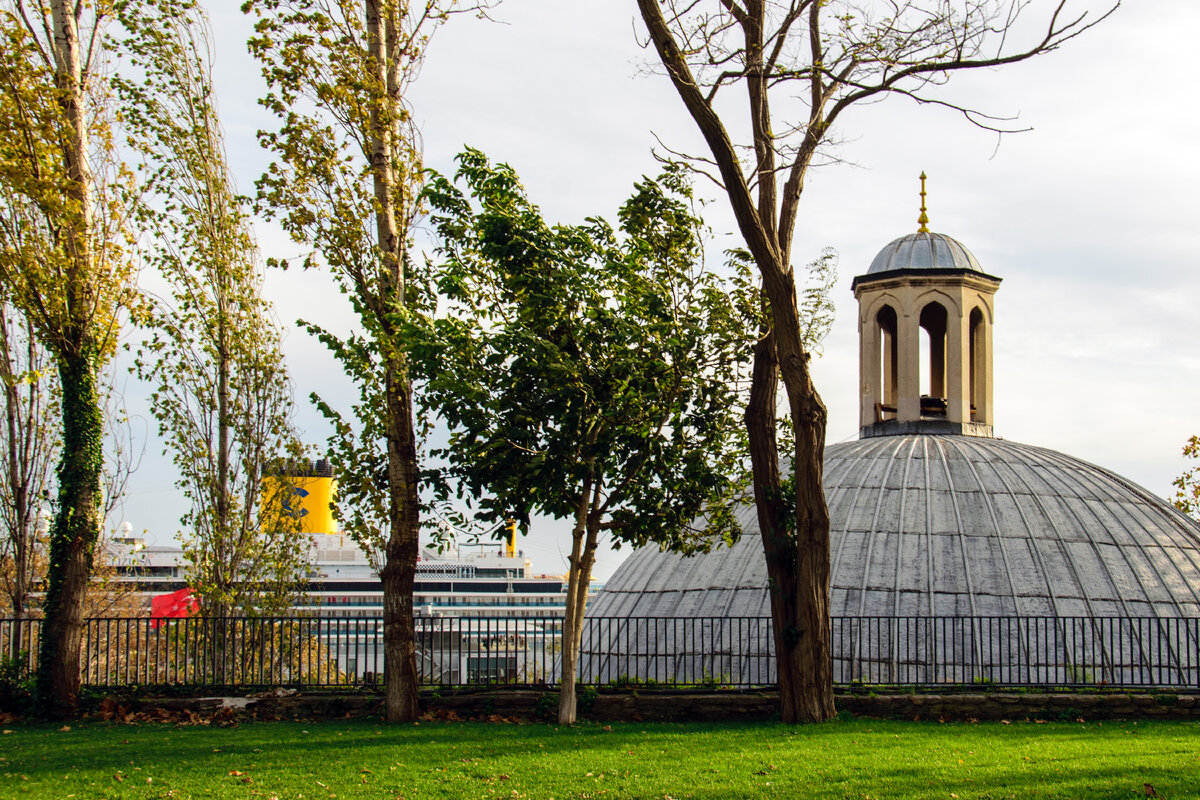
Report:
35,352,103,717
788,380,834,722
366,0,421,724
381,364,420,722
558,483,598,724
0,306,31,651
762,264,835,724
745,326,801,722
215,294,231,575
211,293,232,681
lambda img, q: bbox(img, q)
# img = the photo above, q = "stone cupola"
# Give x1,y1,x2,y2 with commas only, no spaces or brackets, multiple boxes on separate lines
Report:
851,174,1001,439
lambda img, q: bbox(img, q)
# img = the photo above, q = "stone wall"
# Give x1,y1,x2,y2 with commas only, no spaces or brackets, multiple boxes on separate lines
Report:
125,689,1200,723
836,692,1200,722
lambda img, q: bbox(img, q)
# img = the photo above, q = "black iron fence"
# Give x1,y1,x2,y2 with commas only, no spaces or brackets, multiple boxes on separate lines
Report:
579,616,1200,688
3,615,1199,690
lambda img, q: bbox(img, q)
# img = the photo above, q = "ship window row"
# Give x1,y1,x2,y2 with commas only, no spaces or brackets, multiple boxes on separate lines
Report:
312,608,564,619
418,596,564,607
303,595,566,608
114,566,182,577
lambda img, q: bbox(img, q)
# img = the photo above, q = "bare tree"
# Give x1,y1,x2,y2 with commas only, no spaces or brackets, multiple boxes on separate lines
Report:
0,289,57,651
635,0,1115,722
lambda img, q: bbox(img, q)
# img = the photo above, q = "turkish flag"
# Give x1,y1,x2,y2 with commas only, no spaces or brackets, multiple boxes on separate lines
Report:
150,587,200,629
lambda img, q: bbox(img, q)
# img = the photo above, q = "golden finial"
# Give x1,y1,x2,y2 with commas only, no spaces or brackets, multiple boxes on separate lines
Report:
917,171,930,233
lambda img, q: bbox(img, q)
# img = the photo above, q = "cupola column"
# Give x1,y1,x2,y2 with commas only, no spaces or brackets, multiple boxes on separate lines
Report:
945,313,969,424
896,309,922,422
971,308,995,426
859,309,882,426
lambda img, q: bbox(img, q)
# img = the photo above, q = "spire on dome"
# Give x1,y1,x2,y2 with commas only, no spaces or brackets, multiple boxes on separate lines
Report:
917,171,930,233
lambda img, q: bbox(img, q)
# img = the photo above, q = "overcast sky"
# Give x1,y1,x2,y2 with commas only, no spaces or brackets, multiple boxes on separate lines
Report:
113,0,1200,580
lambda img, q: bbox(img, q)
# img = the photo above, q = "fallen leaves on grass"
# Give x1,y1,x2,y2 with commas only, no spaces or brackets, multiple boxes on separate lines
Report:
418,708,526,724
91,697,239,727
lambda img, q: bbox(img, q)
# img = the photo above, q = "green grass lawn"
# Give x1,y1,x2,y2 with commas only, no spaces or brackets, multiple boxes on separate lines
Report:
1,717,1198,800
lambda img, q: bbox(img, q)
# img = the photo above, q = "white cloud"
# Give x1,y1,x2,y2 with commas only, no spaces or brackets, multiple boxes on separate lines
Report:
114,0,1200,579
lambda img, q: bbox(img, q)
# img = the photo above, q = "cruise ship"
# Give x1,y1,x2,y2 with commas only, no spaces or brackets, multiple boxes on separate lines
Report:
105,463,600,683
108,534,588,621
301,535,574,621
108,534,597,683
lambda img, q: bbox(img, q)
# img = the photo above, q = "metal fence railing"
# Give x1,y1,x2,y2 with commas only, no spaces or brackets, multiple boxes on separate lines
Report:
3,615,1199,690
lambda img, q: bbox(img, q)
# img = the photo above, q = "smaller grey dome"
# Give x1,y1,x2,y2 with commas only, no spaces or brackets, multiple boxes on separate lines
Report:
867,232,983,275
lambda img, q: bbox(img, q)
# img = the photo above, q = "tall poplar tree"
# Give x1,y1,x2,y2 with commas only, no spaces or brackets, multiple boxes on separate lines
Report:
245,0,493,722
117,1,304,619
0,0,137,716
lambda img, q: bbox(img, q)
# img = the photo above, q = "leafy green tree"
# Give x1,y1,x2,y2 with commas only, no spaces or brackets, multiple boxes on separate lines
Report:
1173,436,1200,521
635,0,1114,721
245,0,493,722
420,151,753,723
0,0,138,716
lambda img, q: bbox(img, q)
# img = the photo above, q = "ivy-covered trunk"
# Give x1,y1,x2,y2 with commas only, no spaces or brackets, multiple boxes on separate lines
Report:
36,351,104,717
381,365,420,722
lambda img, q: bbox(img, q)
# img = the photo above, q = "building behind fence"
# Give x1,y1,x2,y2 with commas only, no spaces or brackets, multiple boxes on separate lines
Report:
571,210,1200,702
4,614,1199,691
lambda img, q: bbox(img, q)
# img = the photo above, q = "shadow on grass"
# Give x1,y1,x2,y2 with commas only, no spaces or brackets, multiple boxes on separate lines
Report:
3,719,1199,799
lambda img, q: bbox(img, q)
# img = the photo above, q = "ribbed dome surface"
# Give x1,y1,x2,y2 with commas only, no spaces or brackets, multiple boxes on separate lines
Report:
866,232,984,275
592,435,1200,620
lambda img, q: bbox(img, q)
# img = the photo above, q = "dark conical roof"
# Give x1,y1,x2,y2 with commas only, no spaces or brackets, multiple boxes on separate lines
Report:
592,435,1200,620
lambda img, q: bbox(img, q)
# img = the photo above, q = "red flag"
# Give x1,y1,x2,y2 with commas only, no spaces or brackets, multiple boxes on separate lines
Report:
150,587,199,629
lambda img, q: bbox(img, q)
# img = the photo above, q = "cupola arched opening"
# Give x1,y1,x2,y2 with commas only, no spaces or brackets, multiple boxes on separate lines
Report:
969,306,985,422
919,301,948,417
876,304,898,421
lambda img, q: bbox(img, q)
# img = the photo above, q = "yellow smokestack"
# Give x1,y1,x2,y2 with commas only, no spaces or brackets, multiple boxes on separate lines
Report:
505,518,517,558
262,459,337,535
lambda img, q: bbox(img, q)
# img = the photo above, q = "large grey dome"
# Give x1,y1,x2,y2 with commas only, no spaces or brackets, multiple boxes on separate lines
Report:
582,435,1200,685
593,435,1200,621
866,231,985,275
